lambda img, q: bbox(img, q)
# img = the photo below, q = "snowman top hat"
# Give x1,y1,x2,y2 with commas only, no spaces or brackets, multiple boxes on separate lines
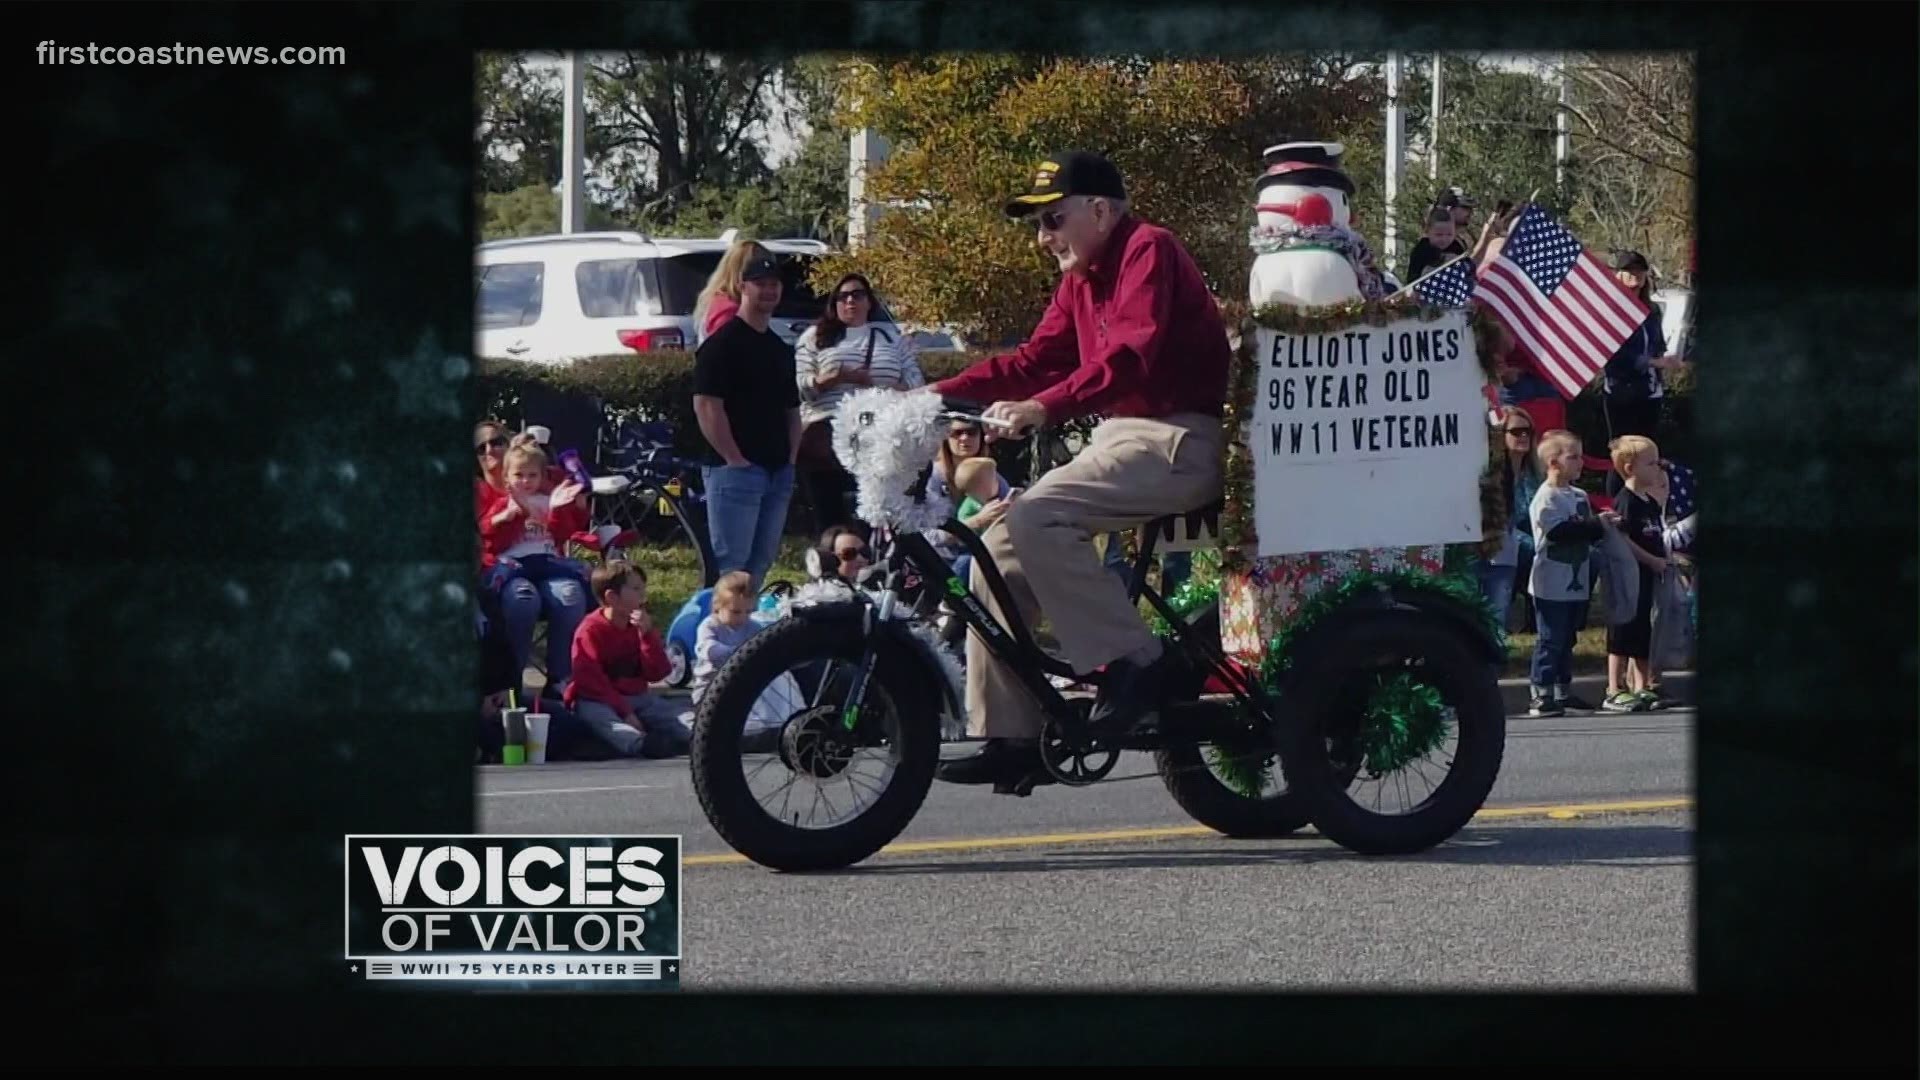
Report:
1256,139,1355,196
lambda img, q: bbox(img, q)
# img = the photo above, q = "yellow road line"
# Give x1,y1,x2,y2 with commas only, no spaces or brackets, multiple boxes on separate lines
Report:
681,797,1693,866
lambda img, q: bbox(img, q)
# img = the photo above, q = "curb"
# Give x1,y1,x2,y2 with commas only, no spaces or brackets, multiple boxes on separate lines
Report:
1498,670,1694,716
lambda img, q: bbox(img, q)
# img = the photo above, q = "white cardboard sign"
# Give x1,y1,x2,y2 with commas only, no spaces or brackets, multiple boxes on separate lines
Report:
1250,310,1487,556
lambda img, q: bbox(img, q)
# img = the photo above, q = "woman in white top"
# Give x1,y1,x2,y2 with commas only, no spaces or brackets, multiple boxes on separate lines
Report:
792,273,926,531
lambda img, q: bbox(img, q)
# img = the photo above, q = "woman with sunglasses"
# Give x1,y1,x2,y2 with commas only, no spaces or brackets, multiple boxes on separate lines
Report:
923,417,1015,583
793,272,926,532
1481,405,1545,633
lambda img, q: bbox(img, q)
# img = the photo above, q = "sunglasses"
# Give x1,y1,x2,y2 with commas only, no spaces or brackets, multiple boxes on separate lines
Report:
1504,427,1534,437
475,435,509,452
1037,207,1075,231
837,546,872,562
835,289,871,303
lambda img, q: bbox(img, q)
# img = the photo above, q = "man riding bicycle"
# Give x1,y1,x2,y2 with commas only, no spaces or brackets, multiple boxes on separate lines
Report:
928,150,1231,789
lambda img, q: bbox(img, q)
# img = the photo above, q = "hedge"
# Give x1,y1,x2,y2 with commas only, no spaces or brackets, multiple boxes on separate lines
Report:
476,349,987,463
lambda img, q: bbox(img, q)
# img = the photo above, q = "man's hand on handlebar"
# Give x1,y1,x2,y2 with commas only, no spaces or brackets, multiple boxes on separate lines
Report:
935,394,1027,439
982,399,1047,440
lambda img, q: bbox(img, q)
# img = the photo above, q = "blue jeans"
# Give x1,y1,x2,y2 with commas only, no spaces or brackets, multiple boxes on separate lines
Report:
1476,558,1517,629
703,462,795,588
576,693,692,758
490,559,588,689
1530,598,1582,692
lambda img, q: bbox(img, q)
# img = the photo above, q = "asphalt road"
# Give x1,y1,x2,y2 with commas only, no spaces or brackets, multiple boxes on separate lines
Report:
475,710,1694,991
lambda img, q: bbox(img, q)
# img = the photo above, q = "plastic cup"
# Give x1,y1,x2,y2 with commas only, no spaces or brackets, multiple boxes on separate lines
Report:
524,713,551,764
501,707,527,766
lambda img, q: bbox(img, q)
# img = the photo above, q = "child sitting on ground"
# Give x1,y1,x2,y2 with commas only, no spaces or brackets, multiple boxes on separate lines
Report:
692,571,764,705
564,560,689,758
1600,435,1673,712
1526,430,1609,717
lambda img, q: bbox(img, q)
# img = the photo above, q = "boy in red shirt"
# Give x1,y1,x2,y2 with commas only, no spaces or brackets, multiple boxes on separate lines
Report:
564,561,690,758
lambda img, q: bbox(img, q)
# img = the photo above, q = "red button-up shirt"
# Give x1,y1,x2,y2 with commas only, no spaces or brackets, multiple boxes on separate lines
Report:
935,214,1231,423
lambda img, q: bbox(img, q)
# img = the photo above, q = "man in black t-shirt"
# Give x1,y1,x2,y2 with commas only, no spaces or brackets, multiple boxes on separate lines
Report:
691,253,803,588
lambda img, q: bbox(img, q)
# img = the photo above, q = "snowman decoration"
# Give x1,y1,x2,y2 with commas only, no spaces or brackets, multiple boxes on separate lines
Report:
1248,140,1387,309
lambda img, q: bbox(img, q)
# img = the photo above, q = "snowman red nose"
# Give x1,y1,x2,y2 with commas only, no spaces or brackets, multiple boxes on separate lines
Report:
1292,193,1333,227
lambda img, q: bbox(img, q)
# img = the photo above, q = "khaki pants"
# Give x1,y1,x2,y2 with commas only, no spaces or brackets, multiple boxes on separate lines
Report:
965,413,1223,738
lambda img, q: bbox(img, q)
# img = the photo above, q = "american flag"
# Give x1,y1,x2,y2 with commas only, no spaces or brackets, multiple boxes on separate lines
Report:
1412,254,1475,308
1474,204,1651,399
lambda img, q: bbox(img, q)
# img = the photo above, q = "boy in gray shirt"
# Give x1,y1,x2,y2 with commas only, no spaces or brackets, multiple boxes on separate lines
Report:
1526,431,1608,716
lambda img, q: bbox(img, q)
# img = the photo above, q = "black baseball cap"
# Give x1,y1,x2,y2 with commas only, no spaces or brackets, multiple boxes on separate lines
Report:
740,254,781,282
1435,186,1477,209
1004,151,1127,218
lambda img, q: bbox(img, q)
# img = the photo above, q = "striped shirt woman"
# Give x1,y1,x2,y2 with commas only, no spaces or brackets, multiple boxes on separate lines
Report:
794,321,925,425
792,274,925,530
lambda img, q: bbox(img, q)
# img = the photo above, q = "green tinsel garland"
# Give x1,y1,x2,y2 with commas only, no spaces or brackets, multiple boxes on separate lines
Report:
1256,566,1504,691
1147,578,1221,638
1146,560,1492,799
1205,739,1274,799
1358,672,1453,778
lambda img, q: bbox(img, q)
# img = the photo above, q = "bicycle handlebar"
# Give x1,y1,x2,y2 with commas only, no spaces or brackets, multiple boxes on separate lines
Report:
937,396,1021,432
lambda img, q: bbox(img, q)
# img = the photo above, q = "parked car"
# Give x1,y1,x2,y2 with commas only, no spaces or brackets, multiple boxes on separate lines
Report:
474,230,896,365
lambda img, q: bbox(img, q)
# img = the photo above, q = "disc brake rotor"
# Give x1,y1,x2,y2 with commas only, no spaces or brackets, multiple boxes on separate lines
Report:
780,704,858,780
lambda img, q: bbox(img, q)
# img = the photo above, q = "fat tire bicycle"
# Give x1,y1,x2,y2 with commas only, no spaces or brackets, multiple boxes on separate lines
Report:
687,394,1507,872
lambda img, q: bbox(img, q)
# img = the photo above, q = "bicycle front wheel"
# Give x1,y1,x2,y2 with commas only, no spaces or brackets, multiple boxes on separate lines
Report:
689,616,941,872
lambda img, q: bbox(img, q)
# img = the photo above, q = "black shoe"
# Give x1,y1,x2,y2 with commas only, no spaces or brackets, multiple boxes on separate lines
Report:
936,739,1046,786
1088,650,1176,735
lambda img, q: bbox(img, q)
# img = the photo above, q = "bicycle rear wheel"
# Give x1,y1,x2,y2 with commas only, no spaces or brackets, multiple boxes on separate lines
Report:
1275,608,1507,856
1154,606,1312,837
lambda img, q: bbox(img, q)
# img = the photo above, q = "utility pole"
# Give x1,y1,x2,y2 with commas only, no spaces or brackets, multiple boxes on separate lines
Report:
1384,51,1405,269
847,123,889,250
1429,53,1442,184
1555,57,1571,195
562,51,587,233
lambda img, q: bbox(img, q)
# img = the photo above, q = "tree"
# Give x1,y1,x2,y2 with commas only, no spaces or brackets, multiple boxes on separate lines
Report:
475,52,564,195
589,52,785,224
480,184,620,242
811,55,1380,344
1554,53,1694,284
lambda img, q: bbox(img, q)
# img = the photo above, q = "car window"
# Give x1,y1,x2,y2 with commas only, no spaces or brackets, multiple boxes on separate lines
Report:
575,258,654,318
775,258,826,320
657,253,721,316
478,262,543,329
656,251,894,323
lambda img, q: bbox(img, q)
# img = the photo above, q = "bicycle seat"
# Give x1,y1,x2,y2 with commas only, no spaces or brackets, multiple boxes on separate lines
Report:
1139,498,1223,551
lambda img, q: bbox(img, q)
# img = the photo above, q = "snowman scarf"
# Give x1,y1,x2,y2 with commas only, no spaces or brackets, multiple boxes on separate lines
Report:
1249,222,1388,301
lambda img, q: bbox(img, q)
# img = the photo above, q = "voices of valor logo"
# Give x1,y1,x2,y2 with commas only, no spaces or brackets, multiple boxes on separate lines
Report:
344,835,681,987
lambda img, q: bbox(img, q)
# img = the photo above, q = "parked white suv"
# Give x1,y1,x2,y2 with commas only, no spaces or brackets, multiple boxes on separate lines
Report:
474,231,895,365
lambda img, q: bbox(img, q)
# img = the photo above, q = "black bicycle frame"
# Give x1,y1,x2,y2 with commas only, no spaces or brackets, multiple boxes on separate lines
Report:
882,512,1268,729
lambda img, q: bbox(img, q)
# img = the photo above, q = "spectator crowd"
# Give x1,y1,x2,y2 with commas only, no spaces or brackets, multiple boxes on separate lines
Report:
474,190,1697,762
